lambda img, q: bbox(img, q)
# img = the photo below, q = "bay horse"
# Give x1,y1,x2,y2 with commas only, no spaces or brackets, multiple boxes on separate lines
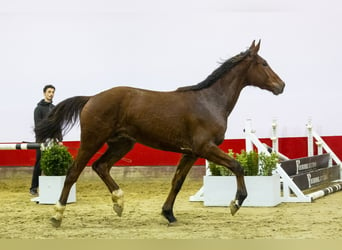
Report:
35,40,285,227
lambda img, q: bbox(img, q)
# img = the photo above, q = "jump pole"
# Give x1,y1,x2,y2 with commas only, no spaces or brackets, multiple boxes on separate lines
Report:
308,183,342,200
0,143,44,150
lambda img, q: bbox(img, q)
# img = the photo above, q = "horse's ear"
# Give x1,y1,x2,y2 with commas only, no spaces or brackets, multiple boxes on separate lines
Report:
249,40,256,50
255,40,261,52
249,40,260,56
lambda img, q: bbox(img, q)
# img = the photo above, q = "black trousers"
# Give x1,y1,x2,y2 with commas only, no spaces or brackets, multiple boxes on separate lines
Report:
30,149,42,191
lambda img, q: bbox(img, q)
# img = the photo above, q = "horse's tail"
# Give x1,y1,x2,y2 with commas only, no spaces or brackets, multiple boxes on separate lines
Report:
34,96,91,142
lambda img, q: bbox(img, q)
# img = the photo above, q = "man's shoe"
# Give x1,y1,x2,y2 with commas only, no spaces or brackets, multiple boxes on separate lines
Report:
30,189,38,196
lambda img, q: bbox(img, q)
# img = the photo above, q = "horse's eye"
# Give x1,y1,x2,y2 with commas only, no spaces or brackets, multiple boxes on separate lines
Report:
262,61,268,67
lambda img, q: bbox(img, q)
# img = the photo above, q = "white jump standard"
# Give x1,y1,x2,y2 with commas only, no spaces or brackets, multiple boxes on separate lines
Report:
247,119,342,202
190,119,342,205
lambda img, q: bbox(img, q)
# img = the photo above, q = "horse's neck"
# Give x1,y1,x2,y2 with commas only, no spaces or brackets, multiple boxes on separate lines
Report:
204,72,246,119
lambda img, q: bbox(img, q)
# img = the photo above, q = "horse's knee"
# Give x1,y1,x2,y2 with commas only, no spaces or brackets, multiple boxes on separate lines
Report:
93,160,111,175
230,160,244,176
91,162,99,173
92,162,105,178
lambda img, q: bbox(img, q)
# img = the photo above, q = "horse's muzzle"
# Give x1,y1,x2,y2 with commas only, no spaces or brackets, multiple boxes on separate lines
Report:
273,81,285,95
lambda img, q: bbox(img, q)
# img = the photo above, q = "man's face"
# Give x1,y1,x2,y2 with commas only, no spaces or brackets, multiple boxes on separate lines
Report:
44,88,55,102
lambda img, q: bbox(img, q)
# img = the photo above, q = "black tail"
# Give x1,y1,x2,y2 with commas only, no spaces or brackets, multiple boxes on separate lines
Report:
34,96,91,142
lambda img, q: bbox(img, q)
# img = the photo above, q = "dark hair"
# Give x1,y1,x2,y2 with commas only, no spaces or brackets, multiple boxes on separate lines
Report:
176,50,250,92
43,84,55,93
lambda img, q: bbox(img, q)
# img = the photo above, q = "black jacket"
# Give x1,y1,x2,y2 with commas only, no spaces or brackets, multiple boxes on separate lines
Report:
34,99,55,141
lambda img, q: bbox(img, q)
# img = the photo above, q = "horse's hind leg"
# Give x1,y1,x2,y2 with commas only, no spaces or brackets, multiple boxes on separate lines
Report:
162,154,198,224
91,137,135,217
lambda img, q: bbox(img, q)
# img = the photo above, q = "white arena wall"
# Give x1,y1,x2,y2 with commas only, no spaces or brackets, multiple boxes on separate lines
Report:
0,0,341,143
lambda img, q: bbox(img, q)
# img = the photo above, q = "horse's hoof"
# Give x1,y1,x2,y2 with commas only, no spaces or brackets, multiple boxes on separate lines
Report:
113,203,123,217
229,200,240,216
161,210,177,224
167,221,179,227
112,189,124,217
50,217,62,228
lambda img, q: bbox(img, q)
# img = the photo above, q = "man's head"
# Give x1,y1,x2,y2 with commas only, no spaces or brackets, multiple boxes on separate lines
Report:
43,84,55,103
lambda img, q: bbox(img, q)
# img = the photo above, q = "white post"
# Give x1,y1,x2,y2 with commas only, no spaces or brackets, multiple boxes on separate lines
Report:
307,118,314,157
311,129,341,167
244,119,269,155
244,119,254,152
316,141,323,155
271,119,278,153
205,158,211,176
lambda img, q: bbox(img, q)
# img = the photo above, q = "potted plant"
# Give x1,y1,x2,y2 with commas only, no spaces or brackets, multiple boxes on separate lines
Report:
203,149,281,207
38,143,76,204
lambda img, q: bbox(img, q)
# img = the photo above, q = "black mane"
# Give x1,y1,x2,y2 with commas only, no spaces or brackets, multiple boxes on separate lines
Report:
176,49,250,92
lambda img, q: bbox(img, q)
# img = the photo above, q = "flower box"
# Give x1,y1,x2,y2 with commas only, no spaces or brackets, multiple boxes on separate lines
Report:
38,176,76,204
203,174,281,207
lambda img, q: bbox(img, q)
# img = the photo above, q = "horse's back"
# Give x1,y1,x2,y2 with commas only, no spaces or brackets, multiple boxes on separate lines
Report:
79,86,177,124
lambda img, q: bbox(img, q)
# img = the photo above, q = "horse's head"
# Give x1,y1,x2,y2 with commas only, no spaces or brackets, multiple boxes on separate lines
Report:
245,40,285,95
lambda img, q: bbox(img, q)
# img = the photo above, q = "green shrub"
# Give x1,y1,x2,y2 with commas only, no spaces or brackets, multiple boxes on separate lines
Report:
208,149,278,176
40,144,73,176
259,152,279,176
236,150,259,176
208,149,234,176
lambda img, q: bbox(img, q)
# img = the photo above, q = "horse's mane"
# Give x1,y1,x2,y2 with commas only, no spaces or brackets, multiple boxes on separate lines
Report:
176,49,250,92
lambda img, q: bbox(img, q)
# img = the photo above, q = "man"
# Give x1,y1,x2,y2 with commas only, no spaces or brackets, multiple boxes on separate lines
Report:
29,84,56,195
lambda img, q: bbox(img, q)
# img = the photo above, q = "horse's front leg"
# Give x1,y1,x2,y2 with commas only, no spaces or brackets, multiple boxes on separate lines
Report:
50,161,86,228
229,167,247,215
162,154,197,224
203,144,247,215
49,144,95,228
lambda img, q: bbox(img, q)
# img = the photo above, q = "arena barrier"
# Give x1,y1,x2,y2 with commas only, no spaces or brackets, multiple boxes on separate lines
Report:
269,119,341,202
190,119,342,204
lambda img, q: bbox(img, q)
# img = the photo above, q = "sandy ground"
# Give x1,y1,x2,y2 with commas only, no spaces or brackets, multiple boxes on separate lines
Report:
0,166,341,239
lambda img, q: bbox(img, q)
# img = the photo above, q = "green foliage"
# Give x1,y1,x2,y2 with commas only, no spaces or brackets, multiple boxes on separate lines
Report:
236,150,259,176
259,152,279,176
208,149,234,176
40,144,73,176
208,161,233,176
208,149,278,176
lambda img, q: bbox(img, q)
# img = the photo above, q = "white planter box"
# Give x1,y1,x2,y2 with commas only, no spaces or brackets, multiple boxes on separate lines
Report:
203,174,281,207
38,176,76,204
